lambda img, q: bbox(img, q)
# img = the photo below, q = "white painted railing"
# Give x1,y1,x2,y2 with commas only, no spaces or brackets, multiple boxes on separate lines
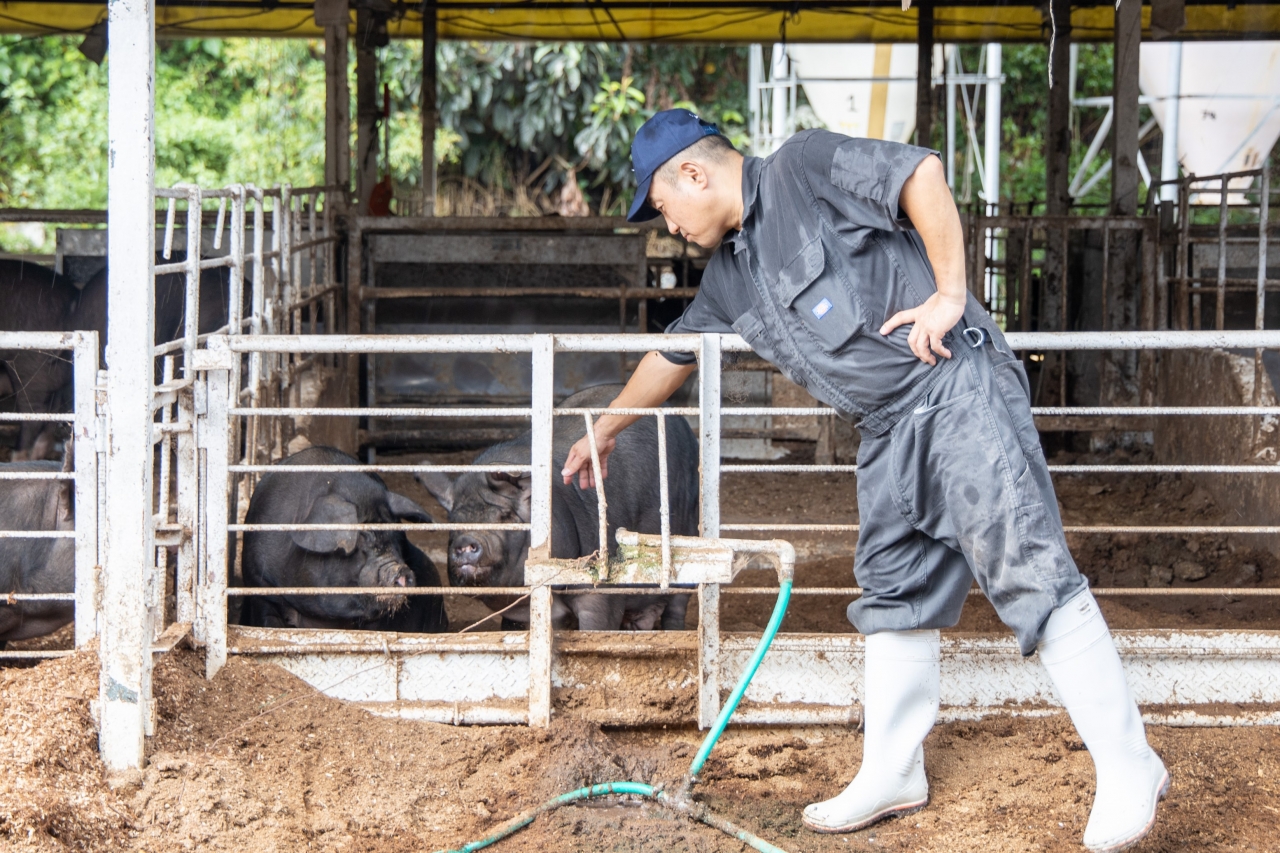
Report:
180,330,1280,731
0,331,101,659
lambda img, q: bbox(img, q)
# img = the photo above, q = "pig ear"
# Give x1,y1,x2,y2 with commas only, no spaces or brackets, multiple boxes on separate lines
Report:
415,472,454,514
486,471,529,494
386,491,433,523
292,494,360,555
487,472,532,522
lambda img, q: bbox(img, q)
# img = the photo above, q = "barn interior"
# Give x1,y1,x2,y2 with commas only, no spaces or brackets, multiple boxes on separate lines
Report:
1,1,1280,851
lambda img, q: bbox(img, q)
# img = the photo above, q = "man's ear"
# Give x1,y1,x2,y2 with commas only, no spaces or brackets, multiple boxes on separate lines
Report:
677,158,709,189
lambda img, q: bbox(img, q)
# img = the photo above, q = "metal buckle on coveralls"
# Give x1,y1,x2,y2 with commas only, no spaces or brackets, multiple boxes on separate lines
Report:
961,327,986,348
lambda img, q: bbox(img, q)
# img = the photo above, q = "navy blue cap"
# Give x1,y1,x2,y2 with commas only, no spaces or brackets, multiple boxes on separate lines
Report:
627,109,721,223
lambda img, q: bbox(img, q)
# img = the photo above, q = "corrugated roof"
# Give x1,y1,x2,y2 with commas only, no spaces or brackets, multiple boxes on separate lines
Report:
1,1,1277,43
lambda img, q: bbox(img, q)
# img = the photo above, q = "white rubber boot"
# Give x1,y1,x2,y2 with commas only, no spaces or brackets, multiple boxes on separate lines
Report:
802,629,939,833
1039,589,1170,852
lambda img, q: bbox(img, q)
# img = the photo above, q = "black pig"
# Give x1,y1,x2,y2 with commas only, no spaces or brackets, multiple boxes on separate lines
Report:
416,384,698,631
0,461,75,645
239,446,447,632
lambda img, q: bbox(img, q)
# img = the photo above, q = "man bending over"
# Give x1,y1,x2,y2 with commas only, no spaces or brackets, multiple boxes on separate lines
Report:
560,109,1168,852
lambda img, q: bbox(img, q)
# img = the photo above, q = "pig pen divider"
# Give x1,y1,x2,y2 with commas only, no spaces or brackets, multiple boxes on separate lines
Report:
0,331,101,659
180,329,1280,738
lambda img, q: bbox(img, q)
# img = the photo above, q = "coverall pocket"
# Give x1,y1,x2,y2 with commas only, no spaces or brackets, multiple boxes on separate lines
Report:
777,236,865,354
991,358,1042,461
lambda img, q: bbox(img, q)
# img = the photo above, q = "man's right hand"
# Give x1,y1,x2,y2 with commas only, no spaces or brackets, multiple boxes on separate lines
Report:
562,431,617,489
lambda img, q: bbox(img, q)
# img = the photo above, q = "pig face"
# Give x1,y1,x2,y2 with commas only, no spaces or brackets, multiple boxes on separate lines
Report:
285,487,434,622
416,470,530,588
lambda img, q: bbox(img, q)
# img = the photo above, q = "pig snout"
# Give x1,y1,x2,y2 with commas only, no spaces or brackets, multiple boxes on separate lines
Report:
449,534,498,585
364,553,414,589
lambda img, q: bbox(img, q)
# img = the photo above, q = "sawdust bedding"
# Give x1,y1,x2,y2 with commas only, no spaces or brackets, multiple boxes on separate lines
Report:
1,648,1278,852
4,453,1280,851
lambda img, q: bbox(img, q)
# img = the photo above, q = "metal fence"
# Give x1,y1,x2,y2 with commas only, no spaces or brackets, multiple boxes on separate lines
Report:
184,329,1280,729
0,331,101,660
148,183,343,666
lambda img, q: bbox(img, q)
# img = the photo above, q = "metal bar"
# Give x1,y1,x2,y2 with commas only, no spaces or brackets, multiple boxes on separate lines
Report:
1255,166,1271,410
719,524,1280,534
528,584,553,728
0,414,76,422
184,185,202,370
175,356,198,630
228,587,697,597
0,471,76,480
656,414,671,589
100,0,155,772
227,464,533,474
219,330,1280,356
1218,174,1230,330
3,592,77,601
557,407,702,416
228,523,527,532
72,332,99,647
583,413,610,560
360,286,700,299
228,587,530,596
0,330,85,347
722,464,858,473
714,587,1280,597
529,335,554,555
200,341,232,678
698,332,721,730
229,407,533,418
740,406,1280,417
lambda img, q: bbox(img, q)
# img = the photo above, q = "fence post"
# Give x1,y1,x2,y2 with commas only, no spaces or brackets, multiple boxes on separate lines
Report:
72,333,100,648
698,333,722,729
198,337,234,679
528,335,555,727
99,0,156,773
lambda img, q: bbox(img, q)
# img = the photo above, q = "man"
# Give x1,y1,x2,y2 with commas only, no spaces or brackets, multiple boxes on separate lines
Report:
559,109,1168,852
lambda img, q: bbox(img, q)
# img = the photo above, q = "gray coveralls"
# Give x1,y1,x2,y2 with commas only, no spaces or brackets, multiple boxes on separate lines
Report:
661,130,1085,654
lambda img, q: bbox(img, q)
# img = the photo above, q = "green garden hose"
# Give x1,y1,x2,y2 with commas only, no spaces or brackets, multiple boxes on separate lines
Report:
435,579,795,853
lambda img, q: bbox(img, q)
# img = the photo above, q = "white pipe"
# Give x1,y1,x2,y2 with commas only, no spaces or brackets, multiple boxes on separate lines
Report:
983,44,1002,211
218,330,1280,355
984,44,1002,302
770,44,788,153
1160,42,1183,203
945,46,957,189
101,0,156,773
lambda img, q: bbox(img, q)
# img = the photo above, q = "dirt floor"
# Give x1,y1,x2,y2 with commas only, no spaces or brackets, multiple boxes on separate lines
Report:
5,448,1280,851
1,648,1278,852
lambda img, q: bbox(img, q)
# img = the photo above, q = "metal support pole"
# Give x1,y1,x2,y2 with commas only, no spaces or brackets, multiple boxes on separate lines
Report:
1112,0,1142,216
1254,165,1270,407
527,336,554,727
697,333,721,729
199,339,233,678
915,1,933,147
421,1,437,216
1159,43,1182,203
101,0,155,773
983,44,1002,304
945,46,956,189
72,333,100,648
323,2,351,199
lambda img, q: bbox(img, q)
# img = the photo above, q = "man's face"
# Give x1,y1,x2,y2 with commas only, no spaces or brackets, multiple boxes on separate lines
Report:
647,162,729,249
